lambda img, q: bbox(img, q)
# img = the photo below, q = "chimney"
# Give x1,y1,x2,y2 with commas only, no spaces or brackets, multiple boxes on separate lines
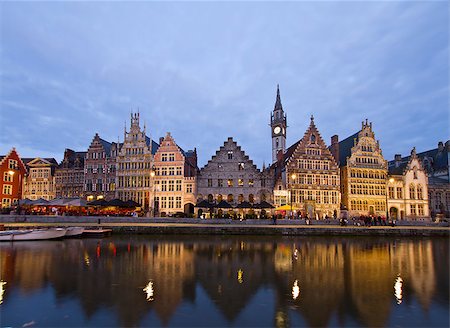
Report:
330,135,339,164
159,137,164,144
394,154,402,167
438,141,444,152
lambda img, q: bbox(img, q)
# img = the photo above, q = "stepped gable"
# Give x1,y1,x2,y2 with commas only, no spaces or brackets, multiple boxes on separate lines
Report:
0,148,28,172
201,137,259,172
285,115,336,166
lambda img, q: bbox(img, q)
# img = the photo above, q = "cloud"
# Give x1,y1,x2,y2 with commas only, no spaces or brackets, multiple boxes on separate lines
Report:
0,1,447,168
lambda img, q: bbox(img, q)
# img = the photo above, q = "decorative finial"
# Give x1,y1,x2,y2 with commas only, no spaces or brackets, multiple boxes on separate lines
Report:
310,114,314,121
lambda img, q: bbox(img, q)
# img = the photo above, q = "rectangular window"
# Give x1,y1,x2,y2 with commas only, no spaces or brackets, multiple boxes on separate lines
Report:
161,196,167,209
3,172,12,182
218,179,223,187
2,198,11,208
176,167,182,175
175,180,182,191
169,167,175,176
8,159,18,169
208,179,213,187
186,184,193,193
3,185,12,195
176,196,182,209
168,196,174,208
410,204,417,215
162,154,168,162
227,151,233,160
161,168,167,176
161,181,167,191
397,187,403,199
169,153,175,161
388,187,395,199
418,204,424,216
168,180,174,191
238,178,244,187
228,179,233,187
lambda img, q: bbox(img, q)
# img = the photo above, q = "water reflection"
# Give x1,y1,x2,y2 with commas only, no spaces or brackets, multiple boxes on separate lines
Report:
0,236,448,327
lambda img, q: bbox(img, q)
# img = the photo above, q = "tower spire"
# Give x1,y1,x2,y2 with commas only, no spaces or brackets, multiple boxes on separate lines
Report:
274,84,283,111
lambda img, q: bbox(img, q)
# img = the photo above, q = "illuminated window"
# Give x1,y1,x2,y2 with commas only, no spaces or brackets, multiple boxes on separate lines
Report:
227,194,234,202
227,179,233,187
3,172,12,182
2,198,11,208
238,179,244,186
3,185,12,195
249,179,254,187
388,187,395,199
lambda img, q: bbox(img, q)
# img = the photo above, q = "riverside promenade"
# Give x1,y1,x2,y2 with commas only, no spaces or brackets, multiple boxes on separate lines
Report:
1,214,449,237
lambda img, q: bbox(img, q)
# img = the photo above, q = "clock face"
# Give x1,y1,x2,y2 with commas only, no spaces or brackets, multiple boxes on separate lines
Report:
274,126,281,135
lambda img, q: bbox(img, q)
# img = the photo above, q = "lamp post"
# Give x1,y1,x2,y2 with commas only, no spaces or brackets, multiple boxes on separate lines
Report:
290,173,297,219
150,167,155,217
386,177,395,220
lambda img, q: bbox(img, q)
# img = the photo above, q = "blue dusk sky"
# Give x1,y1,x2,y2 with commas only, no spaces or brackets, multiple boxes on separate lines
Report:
0,1,448,168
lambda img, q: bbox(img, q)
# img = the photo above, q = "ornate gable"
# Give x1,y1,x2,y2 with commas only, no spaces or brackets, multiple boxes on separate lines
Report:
154,132,185,162
27,157,55,167
286,115,337,167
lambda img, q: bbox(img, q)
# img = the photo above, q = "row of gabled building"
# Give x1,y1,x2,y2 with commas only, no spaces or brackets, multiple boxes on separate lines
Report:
1,86,449,219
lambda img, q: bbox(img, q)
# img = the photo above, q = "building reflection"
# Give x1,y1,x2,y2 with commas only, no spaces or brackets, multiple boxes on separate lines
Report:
0,236,447,327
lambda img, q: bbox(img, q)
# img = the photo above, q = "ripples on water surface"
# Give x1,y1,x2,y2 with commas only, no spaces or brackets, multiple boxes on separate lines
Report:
0,235,448,327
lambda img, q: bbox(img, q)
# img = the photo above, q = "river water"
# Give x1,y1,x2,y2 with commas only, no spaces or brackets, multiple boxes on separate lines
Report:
0,235,448,327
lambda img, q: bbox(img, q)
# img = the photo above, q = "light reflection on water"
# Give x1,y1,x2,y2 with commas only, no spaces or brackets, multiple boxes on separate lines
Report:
0,235,448,327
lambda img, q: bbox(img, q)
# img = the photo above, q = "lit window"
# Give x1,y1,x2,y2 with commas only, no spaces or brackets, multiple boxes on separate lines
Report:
3,185,12,195
238,179,244,186
228,179,233,187
249,179,254,187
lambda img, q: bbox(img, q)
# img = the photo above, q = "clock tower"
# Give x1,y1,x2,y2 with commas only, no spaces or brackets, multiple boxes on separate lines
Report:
270,84,287,163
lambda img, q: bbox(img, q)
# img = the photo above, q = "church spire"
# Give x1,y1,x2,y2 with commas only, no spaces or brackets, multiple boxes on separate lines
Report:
274,84,283,111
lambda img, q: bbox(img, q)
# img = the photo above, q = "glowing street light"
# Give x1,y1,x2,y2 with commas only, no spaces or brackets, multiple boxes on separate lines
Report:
290,173,297,219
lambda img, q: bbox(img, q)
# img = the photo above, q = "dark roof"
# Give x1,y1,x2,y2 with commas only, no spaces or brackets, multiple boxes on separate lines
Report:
388,142,449,175
145,137,160,155
98,137,112,155
336,132,359,166
388,161,408,175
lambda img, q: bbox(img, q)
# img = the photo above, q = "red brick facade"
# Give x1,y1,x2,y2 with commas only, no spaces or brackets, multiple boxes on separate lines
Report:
0,148,27,208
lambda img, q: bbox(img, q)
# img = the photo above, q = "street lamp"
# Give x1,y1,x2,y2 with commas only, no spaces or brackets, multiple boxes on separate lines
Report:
150,167,155,217
290,173,297,219
386,177,395,220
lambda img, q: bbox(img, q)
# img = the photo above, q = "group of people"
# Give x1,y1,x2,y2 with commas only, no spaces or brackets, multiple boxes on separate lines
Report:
349,215,394,227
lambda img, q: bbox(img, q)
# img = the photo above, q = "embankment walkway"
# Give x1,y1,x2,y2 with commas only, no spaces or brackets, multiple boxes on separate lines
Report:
1,215,448,237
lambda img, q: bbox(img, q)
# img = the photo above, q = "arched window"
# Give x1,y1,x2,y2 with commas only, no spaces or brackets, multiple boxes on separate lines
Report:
409,184,416,200
311,134,316,143
261,193,266,202
217,194,223,202
249,194,254,203
227,194,234,203
417,185,423,200
197,194,203,201
238,194,244,203
208,194,214,203
276,138,279,148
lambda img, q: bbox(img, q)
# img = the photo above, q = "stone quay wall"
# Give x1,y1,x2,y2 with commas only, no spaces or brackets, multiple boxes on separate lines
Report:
0,215,448,237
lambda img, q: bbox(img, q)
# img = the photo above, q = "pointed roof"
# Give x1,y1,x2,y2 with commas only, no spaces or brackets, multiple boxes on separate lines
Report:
273,84,283,112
